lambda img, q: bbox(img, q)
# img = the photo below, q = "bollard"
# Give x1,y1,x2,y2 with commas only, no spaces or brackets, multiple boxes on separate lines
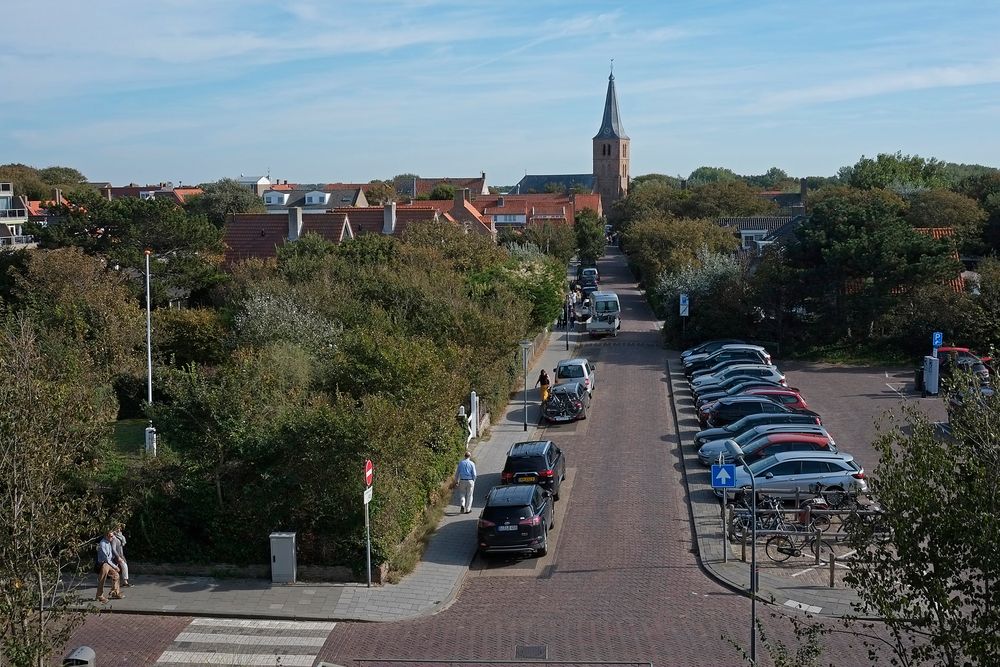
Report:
723,504,730,564
814,526,822,565
829,554,836,588
741,529,747,562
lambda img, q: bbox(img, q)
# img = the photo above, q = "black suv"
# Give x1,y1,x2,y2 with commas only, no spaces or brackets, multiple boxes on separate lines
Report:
500,440,566,499
706,395,819,429
478,484,553,557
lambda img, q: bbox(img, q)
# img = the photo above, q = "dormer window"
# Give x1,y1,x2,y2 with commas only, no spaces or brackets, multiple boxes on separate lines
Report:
140,191,156,200
304,191,330,206
264,191,289,205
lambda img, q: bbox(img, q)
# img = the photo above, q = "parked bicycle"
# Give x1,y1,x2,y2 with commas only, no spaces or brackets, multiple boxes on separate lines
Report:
764,524,835,563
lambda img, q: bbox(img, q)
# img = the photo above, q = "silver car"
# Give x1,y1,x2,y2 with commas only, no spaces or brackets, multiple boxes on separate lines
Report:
716,451,867,499
690,364,784,389
697,424,832,466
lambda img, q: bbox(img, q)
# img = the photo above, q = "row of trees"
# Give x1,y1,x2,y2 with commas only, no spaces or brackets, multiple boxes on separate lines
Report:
612,153,1000,359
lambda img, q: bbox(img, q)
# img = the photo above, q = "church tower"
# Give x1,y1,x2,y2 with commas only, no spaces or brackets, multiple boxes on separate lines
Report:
593,69,630,211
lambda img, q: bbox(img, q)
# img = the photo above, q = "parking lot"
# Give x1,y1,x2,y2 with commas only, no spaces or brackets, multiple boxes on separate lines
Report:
779,360,948,473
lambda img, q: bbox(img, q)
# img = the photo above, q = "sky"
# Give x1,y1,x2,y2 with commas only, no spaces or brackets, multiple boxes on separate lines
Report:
3,0,1000,188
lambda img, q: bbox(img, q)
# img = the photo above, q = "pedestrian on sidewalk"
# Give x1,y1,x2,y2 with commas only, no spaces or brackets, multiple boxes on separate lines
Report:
455,451,477,514
95,529,124,603
112,523,131,588
535,369,551,403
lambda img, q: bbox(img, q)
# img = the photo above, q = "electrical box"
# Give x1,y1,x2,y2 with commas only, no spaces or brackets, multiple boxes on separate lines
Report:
144,425,157,457
922,356,940,396
63,646,96,666
269,532,297,584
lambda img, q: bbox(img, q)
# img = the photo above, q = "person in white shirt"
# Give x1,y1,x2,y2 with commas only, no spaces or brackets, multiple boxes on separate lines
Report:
95,530,123,603
112,524,130,587
455,451,477,514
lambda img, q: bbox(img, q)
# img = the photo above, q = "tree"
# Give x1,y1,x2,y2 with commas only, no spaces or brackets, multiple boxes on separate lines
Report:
37,166,86,187
622,213,738,285
0,316,111,667
428,183,456,200
956,172,1000,252
842,152,946,191
687,166,740,185
906,189,987,254
782,187,960,341
34,191,225,305
0,164,49,200
844,399,1000,665
184,178,265,227
574,208,606,265
631,173,682,189
364,180,396,204
677,181,779,219
523,221,576,263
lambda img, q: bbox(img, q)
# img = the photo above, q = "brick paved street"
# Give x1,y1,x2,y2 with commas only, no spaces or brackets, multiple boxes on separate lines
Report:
62,248,877,665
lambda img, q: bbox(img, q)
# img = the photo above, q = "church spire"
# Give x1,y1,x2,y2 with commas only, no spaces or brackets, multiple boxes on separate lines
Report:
594,66,627,140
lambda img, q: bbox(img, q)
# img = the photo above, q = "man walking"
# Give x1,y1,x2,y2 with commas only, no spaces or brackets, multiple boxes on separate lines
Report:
96,529,124,603
455,451,477,514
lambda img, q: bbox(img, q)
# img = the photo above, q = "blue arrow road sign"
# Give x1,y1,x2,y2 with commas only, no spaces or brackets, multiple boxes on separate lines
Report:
711,463,737,489
932,331,943,348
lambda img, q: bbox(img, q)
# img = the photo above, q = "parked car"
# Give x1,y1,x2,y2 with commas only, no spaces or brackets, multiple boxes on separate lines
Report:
718,452,868,500
698,388,808,424
704,395,819,429
586,291,621,337
698,430,836,467
576,264,598,283
685,348,773,378
691,364,784,389
542,382,591,423
693,413,824,448
694,380,793,408
684,344,770,370
554,358,596,396
938,345,991,363
692,369,788,400
682,339,746,360
947,383,995,421
478,484,554,557
500,440,566,498
580,275,599,298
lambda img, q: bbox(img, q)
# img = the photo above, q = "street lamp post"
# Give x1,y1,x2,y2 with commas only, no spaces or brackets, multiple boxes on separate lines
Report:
144,249,153,407
565,297,570,351
725,440,757,664
520,340,532,431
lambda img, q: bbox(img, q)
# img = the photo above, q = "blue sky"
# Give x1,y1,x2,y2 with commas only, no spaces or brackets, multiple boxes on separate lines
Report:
3,0,1000,187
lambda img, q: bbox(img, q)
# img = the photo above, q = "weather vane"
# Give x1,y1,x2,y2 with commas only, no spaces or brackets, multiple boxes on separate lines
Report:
610,58,614,75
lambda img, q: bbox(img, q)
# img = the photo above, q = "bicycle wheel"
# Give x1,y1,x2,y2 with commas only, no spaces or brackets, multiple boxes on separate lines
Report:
811,515,832,532
810,537,835,562
765,535,794,562
729,513,751,542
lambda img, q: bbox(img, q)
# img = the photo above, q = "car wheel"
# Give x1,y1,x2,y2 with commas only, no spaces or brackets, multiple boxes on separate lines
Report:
537,530,548,557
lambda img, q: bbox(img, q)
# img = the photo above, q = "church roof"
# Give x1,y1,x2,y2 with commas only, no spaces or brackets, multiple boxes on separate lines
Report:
593,72,628,140
507,174,595,195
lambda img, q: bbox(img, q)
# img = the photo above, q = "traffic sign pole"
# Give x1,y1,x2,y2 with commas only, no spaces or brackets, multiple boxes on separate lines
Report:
363,459,374,587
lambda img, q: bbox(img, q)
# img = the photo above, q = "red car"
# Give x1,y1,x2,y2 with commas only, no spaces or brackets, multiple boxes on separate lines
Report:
737,432,838,464
698,388,809,426
938,346,992,363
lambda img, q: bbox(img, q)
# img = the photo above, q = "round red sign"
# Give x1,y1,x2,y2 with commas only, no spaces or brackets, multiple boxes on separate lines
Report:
364,459,374,487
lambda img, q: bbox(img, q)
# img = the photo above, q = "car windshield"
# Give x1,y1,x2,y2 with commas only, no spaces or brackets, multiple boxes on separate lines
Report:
594,300,618,314
747,455,779,474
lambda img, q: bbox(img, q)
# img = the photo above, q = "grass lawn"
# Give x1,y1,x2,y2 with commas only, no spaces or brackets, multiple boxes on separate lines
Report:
112,418,147,457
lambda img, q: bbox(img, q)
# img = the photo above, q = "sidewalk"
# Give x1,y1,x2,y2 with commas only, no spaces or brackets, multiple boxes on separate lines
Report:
85,325,580,622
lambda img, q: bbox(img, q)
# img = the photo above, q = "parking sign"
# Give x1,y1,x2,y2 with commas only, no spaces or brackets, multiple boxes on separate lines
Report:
679,293,690,317
932,331,943,348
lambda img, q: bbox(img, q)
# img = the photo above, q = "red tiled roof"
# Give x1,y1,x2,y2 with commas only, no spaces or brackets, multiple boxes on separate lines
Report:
173,187,203,203
223,215,287,264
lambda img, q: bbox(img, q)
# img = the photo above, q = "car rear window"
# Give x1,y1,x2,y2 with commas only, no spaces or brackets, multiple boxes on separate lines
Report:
507,455,547,472
558,365,584,379
483,505,531,523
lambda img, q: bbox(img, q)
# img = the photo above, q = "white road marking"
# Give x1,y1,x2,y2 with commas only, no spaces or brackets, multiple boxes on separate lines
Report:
157,651,315,666
157,617,335,665
886,382,907,399
189,618,336,631
175,632,327,647
784,599,822,614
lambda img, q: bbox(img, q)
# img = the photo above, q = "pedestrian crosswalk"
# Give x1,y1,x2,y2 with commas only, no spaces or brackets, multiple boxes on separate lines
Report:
156,617,336,666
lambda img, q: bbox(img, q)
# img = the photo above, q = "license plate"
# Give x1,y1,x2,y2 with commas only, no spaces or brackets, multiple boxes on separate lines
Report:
497,525,518,532
517,476,537,483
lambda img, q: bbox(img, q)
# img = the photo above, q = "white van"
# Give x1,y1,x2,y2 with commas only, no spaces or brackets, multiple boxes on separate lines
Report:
586,291,621,337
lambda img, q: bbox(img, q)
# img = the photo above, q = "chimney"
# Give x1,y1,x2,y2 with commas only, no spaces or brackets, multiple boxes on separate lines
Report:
383,201,397,235
454,188,470,209
287,207,303,241
799,177,808,205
